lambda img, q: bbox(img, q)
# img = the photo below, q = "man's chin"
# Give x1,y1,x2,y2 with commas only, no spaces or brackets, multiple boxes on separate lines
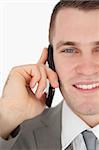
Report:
74,103,98,117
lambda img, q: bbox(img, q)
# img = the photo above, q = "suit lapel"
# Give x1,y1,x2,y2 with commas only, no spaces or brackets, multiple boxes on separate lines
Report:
33,101,63,150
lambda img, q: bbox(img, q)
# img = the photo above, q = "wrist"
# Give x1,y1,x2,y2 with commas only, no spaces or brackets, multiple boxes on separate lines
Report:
0,99,20,139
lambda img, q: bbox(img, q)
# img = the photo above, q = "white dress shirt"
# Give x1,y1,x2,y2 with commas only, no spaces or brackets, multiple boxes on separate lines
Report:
61,100,99,150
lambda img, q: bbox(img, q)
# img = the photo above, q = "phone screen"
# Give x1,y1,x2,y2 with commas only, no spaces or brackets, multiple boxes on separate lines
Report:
46,45,55,108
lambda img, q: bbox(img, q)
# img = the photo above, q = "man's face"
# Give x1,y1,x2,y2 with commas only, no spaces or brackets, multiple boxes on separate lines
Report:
52,8,99,118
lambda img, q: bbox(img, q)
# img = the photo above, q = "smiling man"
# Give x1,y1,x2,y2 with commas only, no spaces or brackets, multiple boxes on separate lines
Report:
1,0,99,150
52,4,99,126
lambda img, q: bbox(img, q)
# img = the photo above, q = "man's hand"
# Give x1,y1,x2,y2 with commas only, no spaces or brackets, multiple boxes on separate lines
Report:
0,48,59,139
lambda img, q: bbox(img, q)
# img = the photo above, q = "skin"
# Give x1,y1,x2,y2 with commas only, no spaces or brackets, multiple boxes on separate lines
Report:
52,8,99,127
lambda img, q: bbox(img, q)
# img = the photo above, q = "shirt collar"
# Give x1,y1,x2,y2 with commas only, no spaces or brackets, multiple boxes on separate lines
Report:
61,100,90,149
89,125,99,139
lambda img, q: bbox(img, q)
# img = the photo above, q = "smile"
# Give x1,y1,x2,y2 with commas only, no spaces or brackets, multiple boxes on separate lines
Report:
73,82,99,91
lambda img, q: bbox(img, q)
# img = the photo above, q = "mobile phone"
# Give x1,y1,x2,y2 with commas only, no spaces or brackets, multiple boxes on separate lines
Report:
46,45,55,108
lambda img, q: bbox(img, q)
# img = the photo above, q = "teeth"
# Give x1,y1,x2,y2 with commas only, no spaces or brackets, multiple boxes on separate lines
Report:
75,83,99,90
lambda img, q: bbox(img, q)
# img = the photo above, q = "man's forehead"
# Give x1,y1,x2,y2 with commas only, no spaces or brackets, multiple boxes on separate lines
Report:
53,8,99,45
55,8,99,25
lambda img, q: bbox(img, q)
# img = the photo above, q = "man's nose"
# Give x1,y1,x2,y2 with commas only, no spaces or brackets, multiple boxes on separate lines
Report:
75,58,99,76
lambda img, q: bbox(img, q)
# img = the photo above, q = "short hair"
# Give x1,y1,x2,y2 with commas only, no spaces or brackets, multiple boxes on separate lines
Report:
49,0,99,45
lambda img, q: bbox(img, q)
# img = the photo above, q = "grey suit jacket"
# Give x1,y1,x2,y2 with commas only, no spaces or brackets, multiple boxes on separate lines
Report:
0,101,73,150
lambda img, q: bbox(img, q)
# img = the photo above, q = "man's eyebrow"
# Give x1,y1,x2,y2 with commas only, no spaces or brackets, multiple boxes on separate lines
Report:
56,41,78,50
56,41,99,50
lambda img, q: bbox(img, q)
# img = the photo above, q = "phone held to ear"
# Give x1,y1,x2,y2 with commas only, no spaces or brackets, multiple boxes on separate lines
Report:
46,45,56,108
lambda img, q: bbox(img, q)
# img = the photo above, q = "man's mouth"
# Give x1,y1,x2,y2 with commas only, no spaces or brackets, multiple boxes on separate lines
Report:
73,82,99,92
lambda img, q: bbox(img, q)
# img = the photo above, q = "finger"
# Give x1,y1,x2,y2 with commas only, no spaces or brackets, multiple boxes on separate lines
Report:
46,67,59,88
35,66,47,99
37,48,48,64
10,64,41,85
30,65,41,88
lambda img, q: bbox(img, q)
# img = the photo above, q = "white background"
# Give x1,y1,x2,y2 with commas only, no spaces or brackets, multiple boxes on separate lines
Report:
0,0,63,106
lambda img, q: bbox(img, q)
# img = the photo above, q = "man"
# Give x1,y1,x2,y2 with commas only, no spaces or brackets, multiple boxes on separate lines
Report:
0,0,99,149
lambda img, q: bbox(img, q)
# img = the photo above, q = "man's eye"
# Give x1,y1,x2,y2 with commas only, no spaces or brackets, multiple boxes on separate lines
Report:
62,48,78,54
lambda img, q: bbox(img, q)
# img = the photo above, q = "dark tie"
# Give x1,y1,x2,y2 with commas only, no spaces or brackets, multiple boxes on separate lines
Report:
82,130,96,150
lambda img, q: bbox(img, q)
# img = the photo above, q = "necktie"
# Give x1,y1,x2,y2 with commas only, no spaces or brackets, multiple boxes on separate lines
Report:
82,130,96,150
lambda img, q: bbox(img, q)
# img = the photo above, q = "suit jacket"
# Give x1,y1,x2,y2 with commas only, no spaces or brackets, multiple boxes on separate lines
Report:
0,101,73,150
